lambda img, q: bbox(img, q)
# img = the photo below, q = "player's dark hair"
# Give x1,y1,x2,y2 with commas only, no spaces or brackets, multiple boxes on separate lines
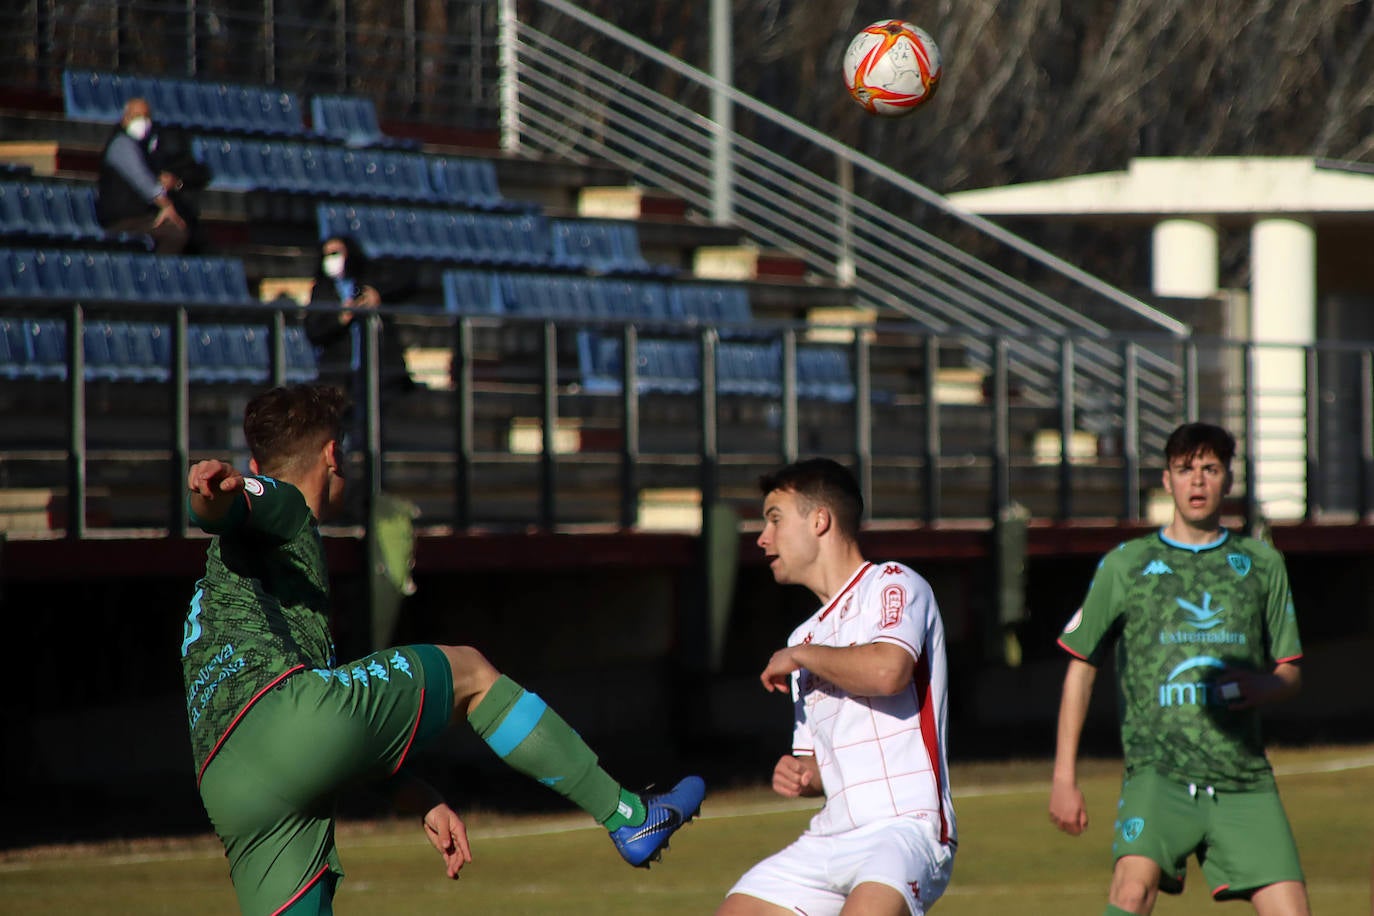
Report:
244,384,348,476
758,458,864,539
1164,422,1236,468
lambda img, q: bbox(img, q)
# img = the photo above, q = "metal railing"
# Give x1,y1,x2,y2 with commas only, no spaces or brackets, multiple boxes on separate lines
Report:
1,302,1370,538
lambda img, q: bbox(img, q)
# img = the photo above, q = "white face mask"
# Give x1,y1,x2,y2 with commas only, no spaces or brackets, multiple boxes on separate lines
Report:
322,253,346,278
126,116,151,141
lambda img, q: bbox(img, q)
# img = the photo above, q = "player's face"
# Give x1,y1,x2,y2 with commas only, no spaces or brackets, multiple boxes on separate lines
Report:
1162,447,1230,529
758,488,821,586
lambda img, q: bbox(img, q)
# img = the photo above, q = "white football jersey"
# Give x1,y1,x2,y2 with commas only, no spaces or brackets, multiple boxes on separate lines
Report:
788,561,956,844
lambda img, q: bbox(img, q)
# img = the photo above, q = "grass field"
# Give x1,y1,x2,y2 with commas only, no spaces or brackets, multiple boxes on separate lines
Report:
2,745,1370,915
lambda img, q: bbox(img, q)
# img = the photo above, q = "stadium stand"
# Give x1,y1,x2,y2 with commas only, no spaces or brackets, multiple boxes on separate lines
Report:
0,181,151,249
64,69,308,138
441,269,715,326
0,248,254,304
575,330,857,402
309,94,420,150
316,203,580,270
549,218,676,278
427,156,537,212
0,316,316,385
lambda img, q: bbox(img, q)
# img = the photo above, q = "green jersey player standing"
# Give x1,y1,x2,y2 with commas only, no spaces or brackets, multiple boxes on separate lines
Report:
180,385,704,916
1049,422,1308,916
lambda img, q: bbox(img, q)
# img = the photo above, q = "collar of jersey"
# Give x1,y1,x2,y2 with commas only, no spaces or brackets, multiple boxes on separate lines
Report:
1156,528,1230,553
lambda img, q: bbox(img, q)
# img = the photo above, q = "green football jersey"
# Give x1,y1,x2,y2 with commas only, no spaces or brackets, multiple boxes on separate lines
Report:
1059,529,1302,790
180,476,337,777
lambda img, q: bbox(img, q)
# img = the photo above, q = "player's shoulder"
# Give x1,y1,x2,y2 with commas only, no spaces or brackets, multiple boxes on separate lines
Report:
241,474,300,502
1097,537,1154,571
862,560,934,598
1223,532,1286,566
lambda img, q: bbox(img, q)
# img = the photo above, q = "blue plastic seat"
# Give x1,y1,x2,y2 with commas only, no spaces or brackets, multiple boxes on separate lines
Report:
442,270,502,315
126,322,171,382
283,325,318,382
82,321,123,381
63,69,120,121
0,317,30,379
574,330,625,394
0,183,25,237
312,94,384,146
26,319,69,380
15,186,56,241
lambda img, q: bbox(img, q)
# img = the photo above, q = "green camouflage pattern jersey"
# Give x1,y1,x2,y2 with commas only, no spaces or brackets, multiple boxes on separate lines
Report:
1059,529,1302,791
179,476,337,779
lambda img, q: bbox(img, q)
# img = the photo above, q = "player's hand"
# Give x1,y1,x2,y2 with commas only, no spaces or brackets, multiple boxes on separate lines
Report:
1048,779,1088,835
187,459,244,498
772,754,821,798
760,647,800,693
422,803,472,879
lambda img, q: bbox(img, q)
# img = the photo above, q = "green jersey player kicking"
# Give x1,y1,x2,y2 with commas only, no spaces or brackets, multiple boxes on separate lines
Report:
1050,422,1308,915
181,384,704,916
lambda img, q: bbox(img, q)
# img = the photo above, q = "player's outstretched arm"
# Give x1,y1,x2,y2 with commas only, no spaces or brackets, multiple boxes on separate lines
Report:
760,642,914,697
187,459,244,522
772,754,823,799
1049,658,1096,836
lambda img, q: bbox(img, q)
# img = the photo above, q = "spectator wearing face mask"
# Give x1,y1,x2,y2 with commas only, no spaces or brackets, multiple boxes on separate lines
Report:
96,97,195,254
303,235,416,402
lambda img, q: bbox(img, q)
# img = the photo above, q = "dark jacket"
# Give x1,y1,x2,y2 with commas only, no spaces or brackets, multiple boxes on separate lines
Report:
303,240,415,396
96,123,211,226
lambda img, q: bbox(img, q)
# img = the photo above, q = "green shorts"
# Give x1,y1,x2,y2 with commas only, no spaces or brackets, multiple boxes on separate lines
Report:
198,644,453,916
1112,767,1304,900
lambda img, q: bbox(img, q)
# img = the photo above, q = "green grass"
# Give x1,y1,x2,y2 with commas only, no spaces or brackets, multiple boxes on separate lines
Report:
2,745,1371,915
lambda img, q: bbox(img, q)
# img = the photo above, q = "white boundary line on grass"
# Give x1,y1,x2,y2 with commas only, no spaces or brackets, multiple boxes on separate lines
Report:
5,752,1374,872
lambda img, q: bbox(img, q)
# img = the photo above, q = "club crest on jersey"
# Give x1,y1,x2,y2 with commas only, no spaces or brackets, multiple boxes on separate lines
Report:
1063,608,1083,634
1227,554,1251,577
244,477,265,497
881,584,905,628
1120,817,1145,843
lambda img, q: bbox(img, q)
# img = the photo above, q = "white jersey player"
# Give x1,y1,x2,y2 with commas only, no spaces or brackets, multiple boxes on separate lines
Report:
718,459,956,916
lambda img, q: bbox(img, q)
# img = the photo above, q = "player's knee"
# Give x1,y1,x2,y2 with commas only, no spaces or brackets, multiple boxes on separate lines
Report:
433,645,498,706
1107,874,1155,913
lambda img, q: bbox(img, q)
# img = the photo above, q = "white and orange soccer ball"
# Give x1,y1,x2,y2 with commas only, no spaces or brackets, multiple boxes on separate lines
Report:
842,19,942,117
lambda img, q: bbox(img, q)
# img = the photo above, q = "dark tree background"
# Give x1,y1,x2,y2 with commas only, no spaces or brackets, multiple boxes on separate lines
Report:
570,0,1374,194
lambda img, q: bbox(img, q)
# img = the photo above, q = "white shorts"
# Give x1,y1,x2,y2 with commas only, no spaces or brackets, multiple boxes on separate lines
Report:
726,816,955,915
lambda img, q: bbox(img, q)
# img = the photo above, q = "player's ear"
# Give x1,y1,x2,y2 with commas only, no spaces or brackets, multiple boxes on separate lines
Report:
323,438,340,472
248,456,261,475
1222,467,1233,497
813,504,831,536
1161,466,1172,494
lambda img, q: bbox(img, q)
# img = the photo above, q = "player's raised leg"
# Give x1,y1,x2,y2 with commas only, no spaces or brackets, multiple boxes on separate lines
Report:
435,644,705,867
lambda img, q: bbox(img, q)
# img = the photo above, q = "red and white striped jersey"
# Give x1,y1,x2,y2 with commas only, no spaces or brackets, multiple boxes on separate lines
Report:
788,561,956,844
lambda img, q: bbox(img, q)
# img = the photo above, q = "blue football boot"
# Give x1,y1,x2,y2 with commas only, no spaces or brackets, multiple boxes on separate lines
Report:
610,775,706,867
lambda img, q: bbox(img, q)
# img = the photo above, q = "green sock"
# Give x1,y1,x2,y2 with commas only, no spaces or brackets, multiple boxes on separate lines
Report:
468,675,644,829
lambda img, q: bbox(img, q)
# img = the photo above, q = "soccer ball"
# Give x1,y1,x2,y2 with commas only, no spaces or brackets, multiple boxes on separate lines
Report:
842,20,942,117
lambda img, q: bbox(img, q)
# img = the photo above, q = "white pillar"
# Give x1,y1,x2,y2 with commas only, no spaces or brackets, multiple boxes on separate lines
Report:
1249,216,1316,519
1152,218,1218,298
